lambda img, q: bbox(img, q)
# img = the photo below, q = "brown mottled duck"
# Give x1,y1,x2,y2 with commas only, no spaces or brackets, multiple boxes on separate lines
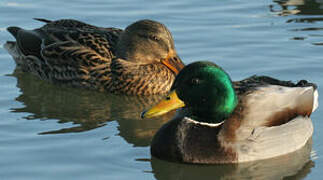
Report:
4,19,185,95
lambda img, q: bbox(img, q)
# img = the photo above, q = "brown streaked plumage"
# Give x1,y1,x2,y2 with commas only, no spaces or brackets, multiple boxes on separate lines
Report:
4,18,184,95
142,61,318,164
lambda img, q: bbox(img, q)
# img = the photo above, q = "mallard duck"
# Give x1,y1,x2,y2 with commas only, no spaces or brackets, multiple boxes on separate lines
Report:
141,61,318,164
4,18,184,95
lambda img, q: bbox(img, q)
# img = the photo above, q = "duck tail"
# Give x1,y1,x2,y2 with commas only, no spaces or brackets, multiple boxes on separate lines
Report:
313,88,319,113
33,18,52,23
297,80,320,113
7,26,22,39
295,80,317,90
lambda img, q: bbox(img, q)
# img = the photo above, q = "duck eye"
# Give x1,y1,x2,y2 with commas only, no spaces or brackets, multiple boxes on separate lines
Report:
150,36,160,41
191,78,201,85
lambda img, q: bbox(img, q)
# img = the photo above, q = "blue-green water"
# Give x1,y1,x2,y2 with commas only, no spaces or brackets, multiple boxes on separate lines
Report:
0,0,323,179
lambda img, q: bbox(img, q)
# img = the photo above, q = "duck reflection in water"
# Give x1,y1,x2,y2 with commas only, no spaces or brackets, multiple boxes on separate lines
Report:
11,70,174,147
270,0,323,17
270,0,323,45
150,139,314,180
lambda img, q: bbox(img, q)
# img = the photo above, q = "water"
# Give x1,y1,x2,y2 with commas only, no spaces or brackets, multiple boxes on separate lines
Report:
0,0,323,179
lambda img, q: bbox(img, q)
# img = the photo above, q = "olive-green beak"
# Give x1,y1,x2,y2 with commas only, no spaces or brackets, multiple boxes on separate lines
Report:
141,90,185,118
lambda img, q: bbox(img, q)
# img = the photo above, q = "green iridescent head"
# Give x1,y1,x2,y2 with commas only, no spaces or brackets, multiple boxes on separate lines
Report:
172,61,237,123
142,61,238,123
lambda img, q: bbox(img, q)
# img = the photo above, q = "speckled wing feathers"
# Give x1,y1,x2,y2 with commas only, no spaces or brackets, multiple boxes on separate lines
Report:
41,40,112,89
7,19,123,91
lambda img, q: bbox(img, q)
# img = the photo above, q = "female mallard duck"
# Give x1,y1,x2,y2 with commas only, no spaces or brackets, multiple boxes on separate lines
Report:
141,61,318,164
4,18,184,95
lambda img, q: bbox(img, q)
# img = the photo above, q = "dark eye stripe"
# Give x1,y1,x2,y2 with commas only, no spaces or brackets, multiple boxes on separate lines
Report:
138,33,159,41
137,33,169,51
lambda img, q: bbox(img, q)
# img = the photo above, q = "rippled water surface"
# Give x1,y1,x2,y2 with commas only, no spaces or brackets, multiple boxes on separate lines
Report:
1,0,323,179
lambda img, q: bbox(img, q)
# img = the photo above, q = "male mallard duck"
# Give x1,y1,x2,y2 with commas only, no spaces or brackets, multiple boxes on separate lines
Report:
141,61,318,164
4,19,184,95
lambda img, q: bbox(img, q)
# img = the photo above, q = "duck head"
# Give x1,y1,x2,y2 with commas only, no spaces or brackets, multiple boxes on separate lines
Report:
116,19,184,75
141,61,238,123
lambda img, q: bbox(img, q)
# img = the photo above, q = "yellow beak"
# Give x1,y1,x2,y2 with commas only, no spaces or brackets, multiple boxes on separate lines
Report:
141,90,185,118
